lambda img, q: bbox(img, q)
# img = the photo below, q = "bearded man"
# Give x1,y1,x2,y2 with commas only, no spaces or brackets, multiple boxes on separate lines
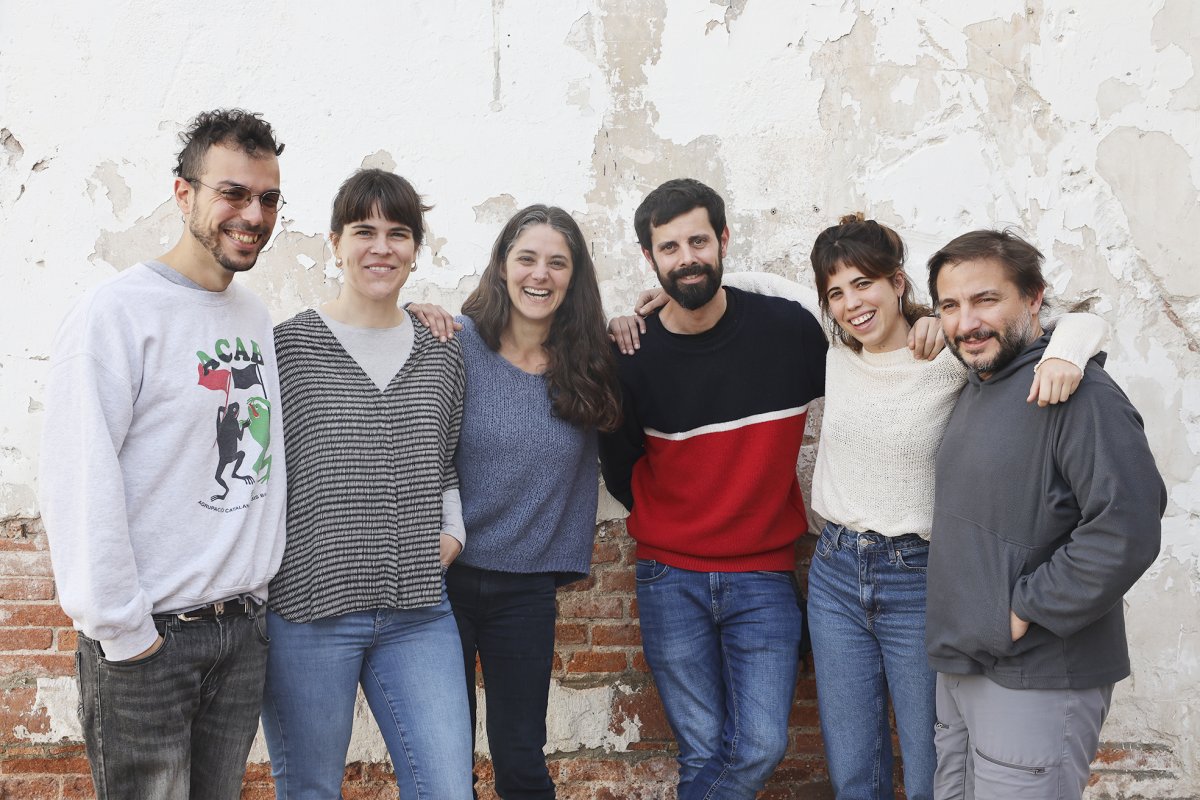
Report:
599,178,826,799
926,229,1165,800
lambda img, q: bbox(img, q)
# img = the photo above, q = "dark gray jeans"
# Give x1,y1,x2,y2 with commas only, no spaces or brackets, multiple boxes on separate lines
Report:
75,604,269,800
933,673,1113,800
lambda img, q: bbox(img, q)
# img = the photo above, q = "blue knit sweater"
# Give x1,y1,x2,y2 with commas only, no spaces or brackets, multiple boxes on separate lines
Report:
453,317,598,584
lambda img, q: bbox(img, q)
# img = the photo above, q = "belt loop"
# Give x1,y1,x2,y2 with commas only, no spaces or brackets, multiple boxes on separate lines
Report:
885,535,899,563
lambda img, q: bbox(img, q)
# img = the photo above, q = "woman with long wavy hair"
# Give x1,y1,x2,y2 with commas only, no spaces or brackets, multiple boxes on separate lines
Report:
411,204,620,799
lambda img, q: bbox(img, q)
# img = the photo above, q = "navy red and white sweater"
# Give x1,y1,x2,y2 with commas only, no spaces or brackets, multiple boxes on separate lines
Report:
599,286,826,572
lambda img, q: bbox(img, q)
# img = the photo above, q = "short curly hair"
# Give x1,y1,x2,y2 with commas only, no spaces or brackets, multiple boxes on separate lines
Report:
173,108,284,180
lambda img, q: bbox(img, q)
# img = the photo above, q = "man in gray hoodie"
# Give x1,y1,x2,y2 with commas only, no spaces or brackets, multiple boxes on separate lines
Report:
925,229,1165,800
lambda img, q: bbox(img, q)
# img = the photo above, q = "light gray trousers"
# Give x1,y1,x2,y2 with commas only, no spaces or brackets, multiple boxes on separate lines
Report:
933,673,1113,800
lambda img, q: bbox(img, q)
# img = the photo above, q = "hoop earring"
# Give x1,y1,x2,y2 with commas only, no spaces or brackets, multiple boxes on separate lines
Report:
409,262,417,272
335,258,343,267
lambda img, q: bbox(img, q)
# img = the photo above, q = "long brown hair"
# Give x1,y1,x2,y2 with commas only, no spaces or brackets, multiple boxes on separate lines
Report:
462,205,621,432
809,213,931,351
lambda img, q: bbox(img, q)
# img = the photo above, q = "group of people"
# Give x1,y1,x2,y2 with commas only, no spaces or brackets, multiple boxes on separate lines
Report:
37,106,1165,800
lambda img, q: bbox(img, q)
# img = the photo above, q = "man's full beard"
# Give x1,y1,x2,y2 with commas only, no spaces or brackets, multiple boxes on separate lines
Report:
948,310,1038,376
659,258,723,310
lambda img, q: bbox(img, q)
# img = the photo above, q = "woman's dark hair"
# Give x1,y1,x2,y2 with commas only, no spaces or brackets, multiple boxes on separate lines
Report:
330,169,432,247
174,108,283,180
809,213,931,351
462,205,621,432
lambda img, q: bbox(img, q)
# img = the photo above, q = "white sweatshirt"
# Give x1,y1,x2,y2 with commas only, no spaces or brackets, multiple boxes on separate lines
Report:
39,264,287,660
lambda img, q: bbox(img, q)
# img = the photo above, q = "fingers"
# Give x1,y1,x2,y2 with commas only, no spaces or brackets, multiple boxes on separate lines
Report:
407,303,457,341
1029,359,1083,406
635,288,668,317
608,315,644,355
908,316,943,360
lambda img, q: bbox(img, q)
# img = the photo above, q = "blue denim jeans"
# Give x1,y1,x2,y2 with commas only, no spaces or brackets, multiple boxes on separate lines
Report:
260,596,473,799
635,561,804,800
75,603,269,800
808,523,936,800
446,564,558,800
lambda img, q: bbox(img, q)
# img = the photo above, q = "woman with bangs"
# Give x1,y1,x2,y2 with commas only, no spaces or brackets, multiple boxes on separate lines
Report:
262,168,472,799
408,204,621,799
612,213,1105,799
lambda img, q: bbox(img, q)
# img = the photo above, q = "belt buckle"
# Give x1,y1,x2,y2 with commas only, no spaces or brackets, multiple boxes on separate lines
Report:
177,600,226,622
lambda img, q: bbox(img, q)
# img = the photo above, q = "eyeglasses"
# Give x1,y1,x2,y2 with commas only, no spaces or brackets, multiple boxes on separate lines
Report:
189,180,286,212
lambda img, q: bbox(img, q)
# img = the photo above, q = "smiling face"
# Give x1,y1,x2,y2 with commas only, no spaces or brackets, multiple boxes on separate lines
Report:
179,143,280,277
644,206,728,310
331,210,417,306
937,257,1044,378
823,262,910,353
503,223,574,327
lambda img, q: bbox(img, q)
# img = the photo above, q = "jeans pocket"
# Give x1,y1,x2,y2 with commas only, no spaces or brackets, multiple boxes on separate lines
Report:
896,542,929,572
98,622,172,668
252,607,271,645
635,559,670,585
752,570,796,584
814,526,838,560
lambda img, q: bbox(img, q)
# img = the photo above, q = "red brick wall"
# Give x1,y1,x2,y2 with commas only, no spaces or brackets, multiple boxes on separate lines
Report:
1,515,1184,799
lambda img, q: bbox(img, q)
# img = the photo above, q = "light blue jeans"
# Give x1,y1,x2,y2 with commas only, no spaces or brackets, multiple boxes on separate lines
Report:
808,523,936,800
635,561,804,800
260,597,473,799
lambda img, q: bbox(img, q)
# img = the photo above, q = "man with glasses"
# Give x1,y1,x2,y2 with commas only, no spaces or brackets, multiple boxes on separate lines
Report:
39,109,289,799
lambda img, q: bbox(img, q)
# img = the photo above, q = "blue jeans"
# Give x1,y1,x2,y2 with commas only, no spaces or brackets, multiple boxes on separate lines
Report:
260,597,473,799
635,561,804,800
75,602,269,800
446,564,558,800
808,523,936,800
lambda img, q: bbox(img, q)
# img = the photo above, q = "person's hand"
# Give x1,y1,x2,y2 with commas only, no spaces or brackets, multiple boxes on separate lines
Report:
635,288,668,317
440,533,463,567
122,634,164,661
608,315,647,355
407,303,463,342
1010,610,1030,642
907,316,945,360
1027,358,1083,406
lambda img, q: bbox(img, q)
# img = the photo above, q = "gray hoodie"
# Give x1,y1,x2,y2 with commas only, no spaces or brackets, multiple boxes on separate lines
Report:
926,333,1165,690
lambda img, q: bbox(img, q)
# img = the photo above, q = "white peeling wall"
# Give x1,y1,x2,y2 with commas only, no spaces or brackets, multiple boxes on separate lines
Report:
3,0,1197,792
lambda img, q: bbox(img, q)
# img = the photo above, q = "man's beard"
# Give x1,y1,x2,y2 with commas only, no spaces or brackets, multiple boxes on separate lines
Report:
659,257,723,310
948,310,1038,377
190,217,264,274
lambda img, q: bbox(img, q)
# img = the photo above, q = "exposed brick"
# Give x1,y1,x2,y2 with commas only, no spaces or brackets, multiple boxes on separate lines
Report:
631,652,651,673
611,685,672,742
596,570,634,593
61,774,96,799
590,623,641,647
554,623,587,645
555,595,623,620
0,578,56,601
0,776,60,798
241,762,272,782
629,755,678,782
557,757,628,782
0,753,91,774
56,629,78,652
0,605,72,629
590,540,621,565
0,551,54,578
0,687,50,739
565,651,627,673
0,653,75,679
0,628,55,651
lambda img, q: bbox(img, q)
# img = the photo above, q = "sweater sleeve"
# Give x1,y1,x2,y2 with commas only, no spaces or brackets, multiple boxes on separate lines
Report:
598,372,644,511
1037,312,1109,373
39,349,159,661
1010,380,1166,638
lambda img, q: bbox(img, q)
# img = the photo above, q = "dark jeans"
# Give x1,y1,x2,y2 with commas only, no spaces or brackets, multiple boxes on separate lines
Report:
75,604,270,800
447,564,558,800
